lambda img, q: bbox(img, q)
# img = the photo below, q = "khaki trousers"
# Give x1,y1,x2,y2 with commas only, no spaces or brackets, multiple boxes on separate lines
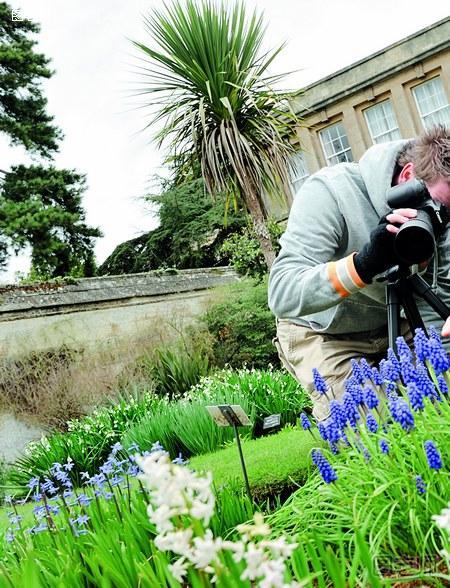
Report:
273,318,411,422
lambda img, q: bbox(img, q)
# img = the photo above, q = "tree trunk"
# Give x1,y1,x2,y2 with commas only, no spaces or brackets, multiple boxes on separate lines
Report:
244,188,276,270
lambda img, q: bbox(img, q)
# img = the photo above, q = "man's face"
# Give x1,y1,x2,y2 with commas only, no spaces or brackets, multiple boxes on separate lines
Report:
426,177,450,208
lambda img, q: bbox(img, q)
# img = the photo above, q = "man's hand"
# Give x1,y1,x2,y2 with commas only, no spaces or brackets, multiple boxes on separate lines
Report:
385,208,417,234
442,317,450,337
354,208,418,284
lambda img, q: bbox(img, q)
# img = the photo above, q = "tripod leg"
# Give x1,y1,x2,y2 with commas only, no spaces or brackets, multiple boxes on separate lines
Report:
386,283,402,352
408,274,450,321
399,288,427,335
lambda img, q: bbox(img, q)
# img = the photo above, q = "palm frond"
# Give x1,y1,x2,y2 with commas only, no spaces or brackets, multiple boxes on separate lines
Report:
130,0,303,215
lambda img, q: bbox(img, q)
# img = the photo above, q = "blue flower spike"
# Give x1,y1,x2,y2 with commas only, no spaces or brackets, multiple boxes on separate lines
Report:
424,440,443,470
312,368,329,397
312,449,338,484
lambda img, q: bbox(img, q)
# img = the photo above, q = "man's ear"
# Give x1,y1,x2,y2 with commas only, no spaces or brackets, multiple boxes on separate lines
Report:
397,162,415,184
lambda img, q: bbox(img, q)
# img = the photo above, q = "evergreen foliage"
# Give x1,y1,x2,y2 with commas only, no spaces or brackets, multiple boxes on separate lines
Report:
0,3,100,277
0,1,62,157
0,164,102,277
98,178,245,275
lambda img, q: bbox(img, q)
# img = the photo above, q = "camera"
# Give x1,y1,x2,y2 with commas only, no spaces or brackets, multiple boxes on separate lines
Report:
386,178,449,265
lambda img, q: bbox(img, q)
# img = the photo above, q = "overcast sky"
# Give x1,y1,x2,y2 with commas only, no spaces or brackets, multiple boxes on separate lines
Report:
0,0,448,282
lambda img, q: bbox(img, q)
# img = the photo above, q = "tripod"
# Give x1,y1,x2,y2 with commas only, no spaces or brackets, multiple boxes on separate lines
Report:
382,265,450,353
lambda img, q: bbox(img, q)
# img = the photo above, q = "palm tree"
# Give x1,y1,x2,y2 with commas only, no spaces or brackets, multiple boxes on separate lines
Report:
130,0,301,268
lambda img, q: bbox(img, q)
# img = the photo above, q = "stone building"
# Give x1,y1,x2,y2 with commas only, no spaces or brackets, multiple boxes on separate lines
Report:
284,16,450,213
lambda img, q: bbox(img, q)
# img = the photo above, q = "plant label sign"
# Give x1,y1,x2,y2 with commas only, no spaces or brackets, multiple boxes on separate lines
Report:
206,405,251,427
263,414,281,430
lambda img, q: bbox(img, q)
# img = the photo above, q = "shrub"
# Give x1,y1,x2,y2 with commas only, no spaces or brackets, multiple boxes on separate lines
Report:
203,278,279,369
219,219,283,280
0,335,164,429
0,346,85,428
133,328,214,399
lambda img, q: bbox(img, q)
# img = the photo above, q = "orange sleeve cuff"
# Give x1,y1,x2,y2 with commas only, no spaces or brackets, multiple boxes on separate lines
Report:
327,253,367,298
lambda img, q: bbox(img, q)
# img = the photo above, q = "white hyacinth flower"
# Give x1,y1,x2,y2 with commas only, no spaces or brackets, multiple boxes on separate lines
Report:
257,558,286,588
168,557,189,583
190,530,222,569
433,502,450,535
137,449,299,587
240,542,266,581
154,528,193,556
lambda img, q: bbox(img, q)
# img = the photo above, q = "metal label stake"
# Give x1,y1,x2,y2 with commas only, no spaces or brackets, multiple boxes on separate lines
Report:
206,404,252,502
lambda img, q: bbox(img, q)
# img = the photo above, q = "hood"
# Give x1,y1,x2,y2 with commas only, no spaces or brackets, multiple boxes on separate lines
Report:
358,139,409,217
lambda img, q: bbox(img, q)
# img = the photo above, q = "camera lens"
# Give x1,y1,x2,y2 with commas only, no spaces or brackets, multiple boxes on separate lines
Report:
394,210,435,265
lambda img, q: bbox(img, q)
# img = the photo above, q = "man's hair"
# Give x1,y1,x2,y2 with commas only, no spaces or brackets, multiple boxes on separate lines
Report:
396,124,450,183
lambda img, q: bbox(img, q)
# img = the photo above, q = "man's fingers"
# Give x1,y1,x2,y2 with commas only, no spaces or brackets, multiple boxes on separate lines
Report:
442,317,450,337
386,211,417,225
391,208,418,217
386,224,400,234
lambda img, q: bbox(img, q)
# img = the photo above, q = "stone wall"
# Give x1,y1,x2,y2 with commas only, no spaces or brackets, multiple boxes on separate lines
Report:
0,267,240,357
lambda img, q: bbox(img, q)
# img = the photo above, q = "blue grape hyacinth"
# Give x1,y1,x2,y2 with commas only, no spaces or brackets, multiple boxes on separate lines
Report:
363,386,379,410
379,439,389,455
391,398,415,431
428,339,450,374
365,413,378,433
407,382,425,411
424,440,443,470
413,328,430,362
300,412,311,430
312,368,328,395
312,449,338,483
415,475,426,495
330,399,346,429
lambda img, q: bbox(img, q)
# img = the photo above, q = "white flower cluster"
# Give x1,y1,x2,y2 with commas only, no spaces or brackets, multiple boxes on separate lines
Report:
432,501,450,562
137,451,299,587
433,502,450,535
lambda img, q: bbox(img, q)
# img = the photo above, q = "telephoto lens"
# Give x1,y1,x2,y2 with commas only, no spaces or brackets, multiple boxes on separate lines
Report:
394,209,435,265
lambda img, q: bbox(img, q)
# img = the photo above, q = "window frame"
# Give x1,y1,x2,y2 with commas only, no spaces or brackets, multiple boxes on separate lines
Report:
318,121,353,166
411,76,450,129
363,98,402,144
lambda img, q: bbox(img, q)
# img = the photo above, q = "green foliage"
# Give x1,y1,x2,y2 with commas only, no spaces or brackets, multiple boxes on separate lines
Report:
219,219,283,280
6,391,161,494
188,368,310,435
0,442,445,586
98,178,245,275
134,327,214,400
0,458,8,501
269,392,450,572
0,165,102,278
122,368,309,461
148,346,211,400
131,0,299,222
0,461,256,586
203,279,279,369
0,1,62,157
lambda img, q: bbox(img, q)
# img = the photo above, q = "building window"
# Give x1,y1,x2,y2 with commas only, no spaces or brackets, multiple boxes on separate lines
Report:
290,151,309,193
319,122,353,165
412,77,450,129
363,99,401,143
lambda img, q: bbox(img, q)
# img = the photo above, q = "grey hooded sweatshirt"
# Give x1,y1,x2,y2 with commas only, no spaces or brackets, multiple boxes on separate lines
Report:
268,140,450,339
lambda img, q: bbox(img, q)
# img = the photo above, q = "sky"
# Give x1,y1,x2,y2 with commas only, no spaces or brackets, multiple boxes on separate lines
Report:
0,0,448,282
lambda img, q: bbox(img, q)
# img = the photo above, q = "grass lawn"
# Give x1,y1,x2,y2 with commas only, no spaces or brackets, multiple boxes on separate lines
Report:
189,427,320,500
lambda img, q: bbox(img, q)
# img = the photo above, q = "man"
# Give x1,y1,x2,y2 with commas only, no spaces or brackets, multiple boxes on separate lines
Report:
268,124,450,422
